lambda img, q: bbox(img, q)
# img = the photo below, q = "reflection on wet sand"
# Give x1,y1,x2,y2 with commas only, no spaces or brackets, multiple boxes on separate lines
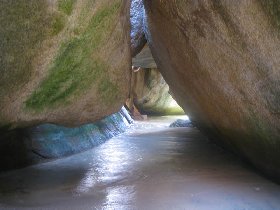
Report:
0,116,279,210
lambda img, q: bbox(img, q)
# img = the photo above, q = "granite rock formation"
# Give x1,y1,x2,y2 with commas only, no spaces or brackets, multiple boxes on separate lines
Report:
0,0,131,129
143,0,280,179
131,68,184,115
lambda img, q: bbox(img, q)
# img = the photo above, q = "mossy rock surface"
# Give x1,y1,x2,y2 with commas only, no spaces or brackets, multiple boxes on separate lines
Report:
0,0,131,128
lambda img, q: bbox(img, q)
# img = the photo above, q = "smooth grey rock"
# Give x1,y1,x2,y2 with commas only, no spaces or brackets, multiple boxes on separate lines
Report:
169,119,194,128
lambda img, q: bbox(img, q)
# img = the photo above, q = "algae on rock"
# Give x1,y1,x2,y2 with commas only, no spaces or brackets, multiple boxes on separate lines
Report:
0,0,131,128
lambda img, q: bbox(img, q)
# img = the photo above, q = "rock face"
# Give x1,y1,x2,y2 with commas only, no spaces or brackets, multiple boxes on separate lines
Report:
132,44,157,69
130,0,146,56
143,0,280,179
0,0,131,129
169,119,194,128
131,68,184,115
0,107,132,171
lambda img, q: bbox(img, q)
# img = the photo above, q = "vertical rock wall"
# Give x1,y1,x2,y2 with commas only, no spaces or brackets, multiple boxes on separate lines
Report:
143,0,280,180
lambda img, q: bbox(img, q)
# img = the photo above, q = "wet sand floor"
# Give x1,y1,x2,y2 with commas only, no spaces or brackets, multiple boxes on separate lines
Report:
0,117,279,210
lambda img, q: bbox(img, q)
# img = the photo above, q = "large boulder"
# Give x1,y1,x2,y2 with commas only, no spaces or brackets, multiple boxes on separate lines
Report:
0,0,131,129
143,0,280,179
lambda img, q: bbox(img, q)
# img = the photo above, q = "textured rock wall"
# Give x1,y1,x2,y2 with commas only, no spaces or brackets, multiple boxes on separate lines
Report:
131,68,184,115
130,0,146,56
143,0,280,179
0,108,132,171
132,44,157,69
0,0,131,129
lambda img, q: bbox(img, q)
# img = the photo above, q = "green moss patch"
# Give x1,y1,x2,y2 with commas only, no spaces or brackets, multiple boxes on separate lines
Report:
58,0,77,15
51,13,66,35
25,1,121,111
99,78,120,105
259,0,280,30
0,1,51,96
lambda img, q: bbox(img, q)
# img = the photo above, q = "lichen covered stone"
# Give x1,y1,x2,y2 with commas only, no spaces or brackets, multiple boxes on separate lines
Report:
0,0,131,128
